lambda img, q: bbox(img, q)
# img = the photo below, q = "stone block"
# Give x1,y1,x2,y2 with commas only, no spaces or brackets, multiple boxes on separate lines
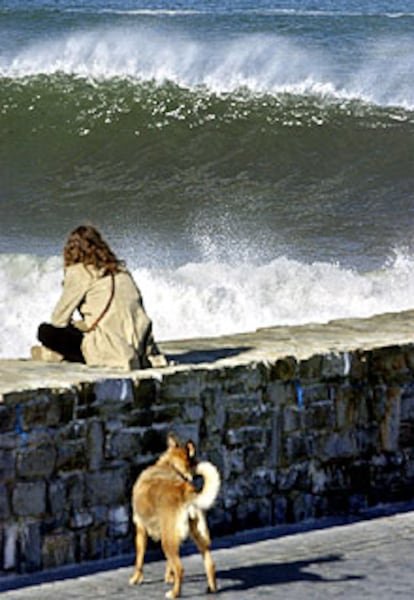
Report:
56,391,77,424
224,448,245,477
140,425,170,454
12,480,46,517
292,492,316,522
400,420,414,448
94,378,134,404
0,482,11,519
304,400,335,430
42,532,75,569
87,524,107,560
323,431,357,460
2,523,18,570
49,478,67,516
401,389,414,420
222,365,263,393
308,460,328,494
301,383,330,406
0,406,16,433
223,392,264,411
211,397,227,431
60,471,85,511
370,346,409,383
172,423,200,447
283,405,302,433
17,444,56,479
299,355,323,381
226,426,264,447
184,401,203,422
133,377,158,407
87,419,104,470
334,385,354,429
355,426,380,455
0,448,16,482
75,383,99,419
321,352,351,380
91,505,108,526
266,381,294,407
285,432,309,463
0,432,19,450
226,409,251,429
56,439,87,471
236,497,272,529
349,351,369,381
250,468,276,497
106,427,143,460
244,445,269,472
160,372,202,401
22,392,75,429
380,386,401,452
85,468,127,506
70,509,94,529
270,408,283,469
150,403,183,423
108,505,130,537
270,357,297,381
273,495,288,524
20,521,42,572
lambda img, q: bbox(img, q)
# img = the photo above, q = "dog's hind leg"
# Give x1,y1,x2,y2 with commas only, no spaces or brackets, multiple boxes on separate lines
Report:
161,537,183,598
164,561,174,584
129,521,148,585
189,514,217,593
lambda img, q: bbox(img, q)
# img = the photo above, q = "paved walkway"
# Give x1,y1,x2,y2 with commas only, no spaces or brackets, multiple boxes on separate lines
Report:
1,509,414,599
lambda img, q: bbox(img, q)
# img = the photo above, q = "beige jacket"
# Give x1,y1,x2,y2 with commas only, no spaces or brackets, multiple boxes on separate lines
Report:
51,263,162,369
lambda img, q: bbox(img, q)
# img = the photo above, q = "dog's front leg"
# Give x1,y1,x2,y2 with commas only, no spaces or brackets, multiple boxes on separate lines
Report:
129,523,147,585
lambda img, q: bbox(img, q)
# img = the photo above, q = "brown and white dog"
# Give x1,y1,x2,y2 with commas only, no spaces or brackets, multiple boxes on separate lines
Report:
129,433,221,598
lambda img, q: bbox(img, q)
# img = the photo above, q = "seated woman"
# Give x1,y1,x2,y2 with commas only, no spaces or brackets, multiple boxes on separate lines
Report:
32,225,167,369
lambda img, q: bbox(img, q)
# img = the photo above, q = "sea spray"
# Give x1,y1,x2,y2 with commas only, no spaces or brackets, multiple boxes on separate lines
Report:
2,250,414,359
1,27,414,108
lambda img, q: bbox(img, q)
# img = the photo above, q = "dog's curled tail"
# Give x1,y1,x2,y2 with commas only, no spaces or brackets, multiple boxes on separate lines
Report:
194,461,221,511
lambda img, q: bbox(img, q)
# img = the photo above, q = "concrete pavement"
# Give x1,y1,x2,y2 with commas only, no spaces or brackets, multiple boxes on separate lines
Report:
1,506,414,599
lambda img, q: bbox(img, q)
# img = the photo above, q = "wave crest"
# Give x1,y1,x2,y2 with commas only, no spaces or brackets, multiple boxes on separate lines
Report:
2,28,414,108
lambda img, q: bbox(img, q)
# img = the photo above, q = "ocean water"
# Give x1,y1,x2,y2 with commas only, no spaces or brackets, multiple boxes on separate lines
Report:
1,0,414,358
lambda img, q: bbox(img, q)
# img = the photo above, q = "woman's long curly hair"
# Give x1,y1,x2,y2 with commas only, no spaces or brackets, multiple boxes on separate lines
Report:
64,225,124,274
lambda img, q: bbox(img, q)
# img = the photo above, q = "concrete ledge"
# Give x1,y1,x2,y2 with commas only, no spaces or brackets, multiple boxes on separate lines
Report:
2,309,414,397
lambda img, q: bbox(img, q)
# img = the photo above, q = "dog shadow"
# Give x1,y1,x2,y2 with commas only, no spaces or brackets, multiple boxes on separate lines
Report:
167,346,252,365
215,553,363,592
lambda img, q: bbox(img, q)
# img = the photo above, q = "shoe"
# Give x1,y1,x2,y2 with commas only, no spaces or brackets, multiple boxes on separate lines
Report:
31,345,64,363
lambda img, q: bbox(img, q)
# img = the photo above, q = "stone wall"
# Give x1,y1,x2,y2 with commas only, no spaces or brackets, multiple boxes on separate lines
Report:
1,343,414,576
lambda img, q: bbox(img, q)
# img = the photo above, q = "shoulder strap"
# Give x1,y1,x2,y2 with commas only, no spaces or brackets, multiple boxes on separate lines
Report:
86,272,115,333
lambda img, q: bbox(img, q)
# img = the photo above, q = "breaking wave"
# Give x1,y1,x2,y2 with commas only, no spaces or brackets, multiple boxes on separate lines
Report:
1,28,414,108
1,249,414,359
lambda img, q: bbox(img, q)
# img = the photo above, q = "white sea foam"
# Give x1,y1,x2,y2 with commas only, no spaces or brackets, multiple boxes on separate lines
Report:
1,250,414,359
1,28,414,109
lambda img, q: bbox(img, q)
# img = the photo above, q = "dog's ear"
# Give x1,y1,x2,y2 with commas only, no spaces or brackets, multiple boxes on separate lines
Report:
167,433,180,449
185,440,196,459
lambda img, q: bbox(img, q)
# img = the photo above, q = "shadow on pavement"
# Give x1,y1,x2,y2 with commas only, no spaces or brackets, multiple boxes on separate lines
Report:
216,554,363,592
167,346,252,365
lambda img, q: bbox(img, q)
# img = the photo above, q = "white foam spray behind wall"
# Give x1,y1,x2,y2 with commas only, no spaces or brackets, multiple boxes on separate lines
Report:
1,250,414,359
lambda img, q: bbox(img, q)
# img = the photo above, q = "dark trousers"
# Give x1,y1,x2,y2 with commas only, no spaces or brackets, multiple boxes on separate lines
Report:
38,323,85,363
